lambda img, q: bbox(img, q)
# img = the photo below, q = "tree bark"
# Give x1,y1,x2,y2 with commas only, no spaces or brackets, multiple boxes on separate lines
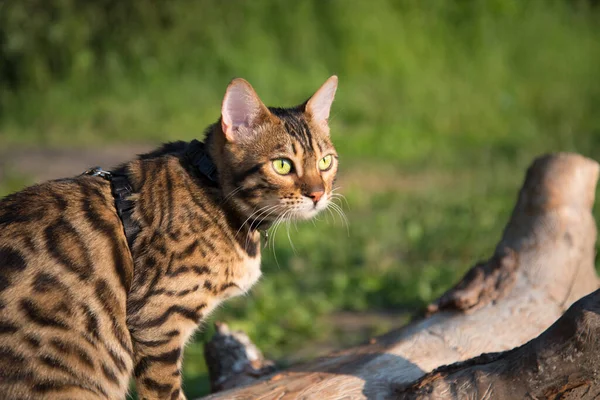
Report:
200,153,600,400
203,321,276,393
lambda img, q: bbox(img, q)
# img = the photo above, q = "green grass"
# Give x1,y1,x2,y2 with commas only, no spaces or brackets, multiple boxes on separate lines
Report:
2,0,600,398
3,1,600,167
0,171,31,198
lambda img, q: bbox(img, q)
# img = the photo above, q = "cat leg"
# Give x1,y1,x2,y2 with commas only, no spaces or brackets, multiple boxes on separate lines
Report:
132,338,186,400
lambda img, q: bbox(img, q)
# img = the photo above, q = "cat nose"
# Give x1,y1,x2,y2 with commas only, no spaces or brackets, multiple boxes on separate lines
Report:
308,190,324,205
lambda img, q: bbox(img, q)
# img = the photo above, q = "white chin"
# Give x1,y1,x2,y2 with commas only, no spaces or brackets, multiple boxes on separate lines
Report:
297,208,321,220
294,199,328,220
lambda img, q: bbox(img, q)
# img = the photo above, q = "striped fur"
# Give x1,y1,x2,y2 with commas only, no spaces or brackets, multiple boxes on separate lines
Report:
0,77,338,399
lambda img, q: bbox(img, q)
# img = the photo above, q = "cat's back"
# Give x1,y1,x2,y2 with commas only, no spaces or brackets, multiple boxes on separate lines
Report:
0,176,135,399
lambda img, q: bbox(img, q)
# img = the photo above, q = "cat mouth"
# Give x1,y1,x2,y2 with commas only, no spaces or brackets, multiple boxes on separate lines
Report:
291,199,328,220
248,196,329,228
298,208,321,220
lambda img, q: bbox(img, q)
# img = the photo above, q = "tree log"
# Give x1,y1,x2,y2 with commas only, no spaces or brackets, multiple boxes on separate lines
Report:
394,288,600,399
203,322,277,393
201,153,600,400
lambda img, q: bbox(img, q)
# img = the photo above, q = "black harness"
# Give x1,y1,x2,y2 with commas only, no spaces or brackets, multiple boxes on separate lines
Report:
185,139,218,183
82,140,217,250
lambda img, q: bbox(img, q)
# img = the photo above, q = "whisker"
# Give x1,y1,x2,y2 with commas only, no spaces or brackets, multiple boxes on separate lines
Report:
268,211,290,269
272,210,289,248
245,205,279,249
252,206,279,247
285,218,297,255
220,186,244,205
236,206,266,237
236,204,277,238
249,205,279,231
330,187,350,209
326,206,337,224
330,193,350,210
328,202,350,236
330,202,349,225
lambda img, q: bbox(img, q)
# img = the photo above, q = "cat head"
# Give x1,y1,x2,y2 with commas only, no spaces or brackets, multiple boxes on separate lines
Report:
216,76,339,228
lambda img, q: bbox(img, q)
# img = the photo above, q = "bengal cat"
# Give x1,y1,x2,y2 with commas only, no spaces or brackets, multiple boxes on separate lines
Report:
0,76,339,399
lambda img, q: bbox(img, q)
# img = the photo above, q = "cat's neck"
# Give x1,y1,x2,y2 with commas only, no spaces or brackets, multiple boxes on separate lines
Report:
126,149,261,257
202,125,271,231
202,122,225,178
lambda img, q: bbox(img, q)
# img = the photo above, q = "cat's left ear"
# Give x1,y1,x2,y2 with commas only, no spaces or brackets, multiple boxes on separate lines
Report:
305,75,338,128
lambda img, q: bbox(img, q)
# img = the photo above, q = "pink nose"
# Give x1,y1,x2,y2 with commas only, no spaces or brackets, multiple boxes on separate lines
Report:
309,191,324,204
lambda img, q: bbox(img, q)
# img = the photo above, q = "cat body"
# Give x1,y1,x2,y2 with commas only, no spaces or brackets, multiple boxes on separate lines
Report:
0,77,338,399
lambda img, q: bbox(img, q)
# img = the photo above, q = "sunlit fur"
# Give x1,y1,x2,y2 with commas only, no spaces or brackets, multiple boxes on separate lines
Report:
0,77,339,400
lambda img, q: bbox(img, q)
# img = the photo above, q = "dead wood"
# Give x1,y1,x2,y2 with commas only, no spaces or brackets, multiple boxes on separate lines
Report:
394,288,600,399
425,247,519,316
200,153,600,400
203,322,276,393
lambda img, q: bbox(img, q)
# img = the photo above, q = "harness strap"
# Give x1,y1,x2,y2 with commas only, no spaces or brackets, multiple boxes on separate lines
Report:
185,139,218,183
81,167,140,249
81,140,218,250
111,174,140,249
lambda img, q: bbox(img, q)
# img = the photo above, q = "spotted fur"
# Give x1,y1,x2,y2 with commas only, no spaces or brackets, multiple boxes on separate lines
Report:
0,76,338,399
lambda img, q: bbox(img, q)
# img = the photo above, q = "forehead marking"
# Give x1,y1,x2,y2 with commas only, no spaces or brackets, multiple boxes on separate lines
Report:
282,116,313,152
293,143,305,178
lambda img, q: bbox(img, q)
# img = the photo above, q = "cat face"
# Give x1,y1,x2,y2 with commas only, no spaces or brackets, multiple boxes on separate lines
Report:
219,77,338,227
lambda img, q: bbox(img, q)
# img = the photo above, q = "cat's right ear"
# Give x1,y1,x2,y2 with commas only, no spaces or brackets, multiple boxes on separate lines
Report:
221,78,269,143
305,75,338,128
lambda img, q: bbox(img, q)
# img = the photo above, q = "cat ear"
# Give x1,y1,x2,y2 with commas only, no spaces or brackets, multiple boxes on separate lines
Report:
305,75,338,127
221,78,269,142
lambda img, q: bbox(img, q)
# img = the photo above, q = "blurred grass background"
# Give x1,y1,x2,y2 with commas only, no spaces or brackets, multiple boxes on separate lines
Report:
2,0,600,397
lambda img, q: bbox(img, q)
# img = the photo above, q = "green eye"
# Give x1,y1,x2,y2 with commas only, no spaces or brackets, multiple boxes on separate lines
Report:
318,155,334,171
272,158,293,175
